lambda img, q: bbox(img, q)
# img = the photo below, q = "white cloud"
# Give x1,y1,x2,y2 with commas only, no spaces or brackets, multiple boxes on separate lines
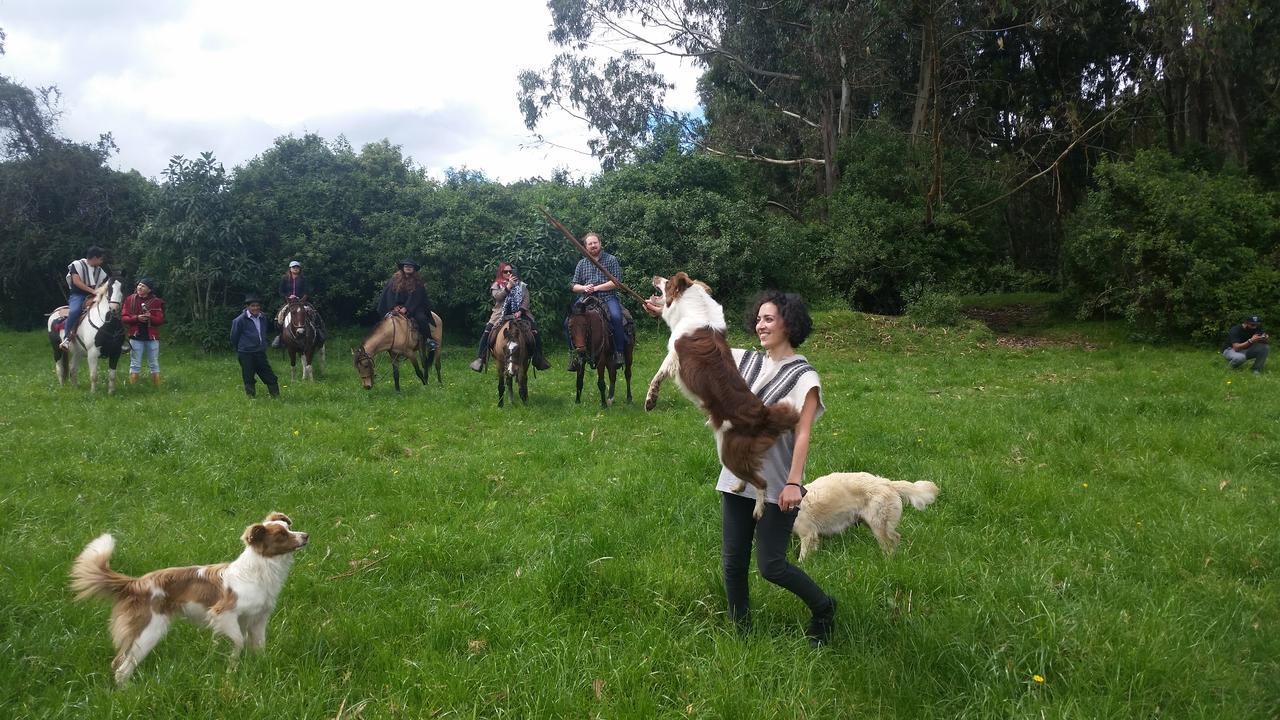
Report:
0,0,703,182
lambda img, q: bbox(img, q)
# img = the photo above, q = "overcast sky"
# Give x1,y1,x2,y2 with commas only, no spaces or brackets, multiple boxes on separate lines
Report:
0,0,702,182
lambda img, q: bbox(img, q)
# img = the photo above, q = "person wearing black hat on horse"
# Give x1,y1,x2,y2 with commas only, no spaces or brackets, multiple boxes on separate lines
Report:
1223,315,1269,373
230,294,280,397
122,278,166,386
377,258,437,349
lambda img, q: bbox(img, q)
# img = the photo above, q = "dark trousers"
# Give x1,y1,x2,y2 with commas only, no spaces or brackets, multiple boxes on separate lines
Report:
237,350,279,394
721,491,830,623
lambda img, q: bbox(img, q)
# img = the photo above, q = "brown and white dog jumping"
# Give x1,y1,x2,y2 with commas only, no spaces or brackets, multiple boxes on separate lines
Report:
69,512,308,685
646,272,800,519
793,472,938,561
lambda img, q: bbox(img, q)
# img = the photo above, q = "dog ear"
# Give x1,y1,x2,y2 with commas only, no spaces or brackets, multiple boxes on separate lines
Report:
242,523,268,547
264,511,292,526
669,272,694,298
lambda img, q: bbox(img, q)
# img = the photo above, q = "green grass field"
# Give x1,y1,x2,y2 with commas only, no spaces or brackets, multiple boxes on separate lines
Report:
1,313,1276,719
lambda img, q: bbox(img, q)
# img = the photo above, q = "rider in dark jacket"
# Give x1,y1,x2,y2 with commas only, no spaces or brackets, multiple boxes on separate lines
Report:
376,258,436,348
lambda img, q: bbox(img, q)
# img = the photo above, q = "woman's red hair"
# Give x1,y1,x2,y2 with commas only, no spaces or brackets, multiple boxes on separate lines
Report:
494,262,513,284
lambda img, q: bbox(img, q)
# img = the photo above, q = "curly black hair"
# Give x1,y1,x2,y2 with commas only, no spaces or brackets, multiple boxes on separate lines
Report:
744,290,813,348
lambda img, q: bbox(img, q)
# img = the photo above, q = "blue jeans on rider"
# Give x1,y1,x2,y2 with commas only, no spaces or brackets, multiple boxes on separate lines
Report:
601,294,626,353
63,291,89,341
129,339,160,374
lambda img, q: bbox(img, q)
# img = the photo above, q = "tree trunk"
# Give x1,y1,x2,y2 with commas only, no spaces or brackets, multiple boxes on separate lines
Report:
838,47,851,138
910,20,933,140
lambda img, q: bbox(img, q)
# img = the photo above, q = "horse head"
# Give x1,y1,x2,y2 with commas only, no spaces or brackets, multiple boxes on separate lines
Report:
352,346,375,389
567,299,604,357
282,300,314,347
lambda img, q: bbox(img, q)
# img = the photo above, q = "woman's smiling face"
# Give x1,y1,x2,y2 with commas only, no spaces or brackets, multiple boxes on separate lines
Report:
755,301,786,351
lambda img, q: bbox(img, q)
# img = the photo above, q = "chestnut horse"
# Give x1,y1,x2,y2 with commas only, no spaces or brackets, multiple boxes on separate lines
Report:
566,297,634,407
47,278,126,394
353,312,442,392
490,316,534,406
280,300,326,381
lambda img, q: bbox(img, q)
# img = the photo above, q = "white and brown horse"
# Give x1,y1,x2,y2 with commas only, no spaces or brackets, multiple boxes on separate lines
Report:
353,312,442,392
47,278,127,394
490,315,533,406
280,300,326,381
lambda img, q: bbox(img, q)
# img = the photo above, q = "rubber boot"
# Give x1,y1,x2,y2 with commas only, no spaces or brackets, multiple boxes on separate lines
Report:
128,372,140,385
532,332,551,371
245,383,257,398
151,372,161,387
470,324,493,372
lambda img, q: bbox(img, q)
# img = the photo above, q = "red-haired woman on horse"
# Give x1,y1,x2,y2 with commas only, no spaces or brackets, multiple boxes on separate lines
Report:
470,262,513,372
470,262,552,372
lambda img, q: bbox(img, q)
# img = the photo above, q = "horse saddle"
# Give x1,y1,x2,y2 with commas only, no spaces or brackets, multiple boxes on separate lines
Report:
574,297,636,340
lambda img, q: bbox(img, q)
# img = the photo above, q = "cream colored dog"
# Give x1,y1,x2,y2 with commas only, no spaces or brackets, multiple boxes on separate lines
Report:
793,472,938,561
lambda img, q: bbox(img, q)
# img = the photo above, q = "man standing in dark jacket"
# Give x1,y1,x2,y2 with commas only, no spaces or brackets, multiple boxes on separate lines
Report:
230,294,280,397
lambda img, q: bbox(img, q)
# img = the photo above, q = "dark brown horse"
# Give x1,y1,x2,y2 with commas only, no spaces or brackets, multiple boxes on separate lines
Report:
353,312,442,392
280,300,325,381
490,316,533,406
566,297,634,407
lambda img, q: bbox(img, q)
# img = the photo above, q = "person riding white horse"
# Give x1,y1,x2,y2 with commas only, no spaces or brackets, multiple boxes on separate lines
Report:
48,277,126,393
58,245,108,350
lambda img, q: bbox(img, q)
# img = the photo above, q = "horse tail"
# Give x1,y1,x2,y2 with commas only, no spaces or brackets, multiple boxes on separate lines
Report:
69,534,136,601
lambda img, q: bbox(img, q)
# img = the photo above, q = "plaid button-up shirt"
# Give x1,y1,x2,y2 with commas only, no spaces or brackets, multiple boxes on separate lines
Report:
573,253,622,297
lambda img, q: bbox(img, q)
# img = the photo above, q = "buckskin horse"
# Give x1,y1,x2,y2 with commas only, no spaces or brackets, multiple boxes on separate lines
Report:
47,278,127,394
490,315,534,407
280,300,326,381
353,311,442,392
566,296,634,407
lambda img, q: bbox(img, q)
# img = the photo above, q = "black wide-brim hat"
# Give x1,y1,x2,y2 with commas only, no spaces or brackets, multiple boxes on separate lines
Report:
399,258,421,270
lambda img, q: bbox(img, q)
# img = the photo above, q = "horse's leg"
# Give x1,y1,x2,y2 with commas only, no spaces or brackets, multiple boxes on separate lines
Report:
433,333,442,384
289,350,298,383
106,350,120,395
596,363,608,408
624,346,633,403
497,360,506,407
606,361,617,406
88,347,100,393
68,348,81,386
392,357,401,392
409,354,426,384
519,362,528,404
575,365,584,404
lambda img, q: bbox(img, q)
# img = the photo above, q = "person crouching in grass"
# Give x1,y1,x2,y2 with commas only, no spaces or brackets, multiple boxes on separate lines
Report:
230,294,280,398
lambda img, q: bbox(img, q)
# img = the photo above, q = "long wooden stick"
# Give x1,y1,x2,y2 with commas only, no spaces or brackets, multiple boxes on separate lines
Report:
539,207,650,305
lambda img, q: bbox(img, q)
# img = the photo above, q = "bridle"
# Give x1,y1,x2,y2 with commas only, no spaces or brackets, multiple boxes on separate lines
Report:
73,279,124,347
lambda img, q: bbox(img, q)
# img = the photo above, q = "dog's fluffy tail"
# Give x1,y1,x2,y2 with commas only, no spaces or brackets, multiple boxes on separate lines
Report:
759,401,800,435
889,480,939,510
69,534,134,601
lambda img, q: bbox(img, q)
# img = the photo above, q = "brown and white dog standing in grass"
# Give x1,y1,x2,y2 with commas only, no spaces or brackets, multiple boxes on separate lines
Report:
69,512,308,685
645,272,800,519
793,472,938,561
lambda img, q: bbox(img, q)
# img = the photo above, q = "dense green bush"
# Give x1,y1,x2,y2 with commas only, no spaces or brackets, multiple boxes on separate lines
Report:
1063,150,1280,341
824,124,1007,314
